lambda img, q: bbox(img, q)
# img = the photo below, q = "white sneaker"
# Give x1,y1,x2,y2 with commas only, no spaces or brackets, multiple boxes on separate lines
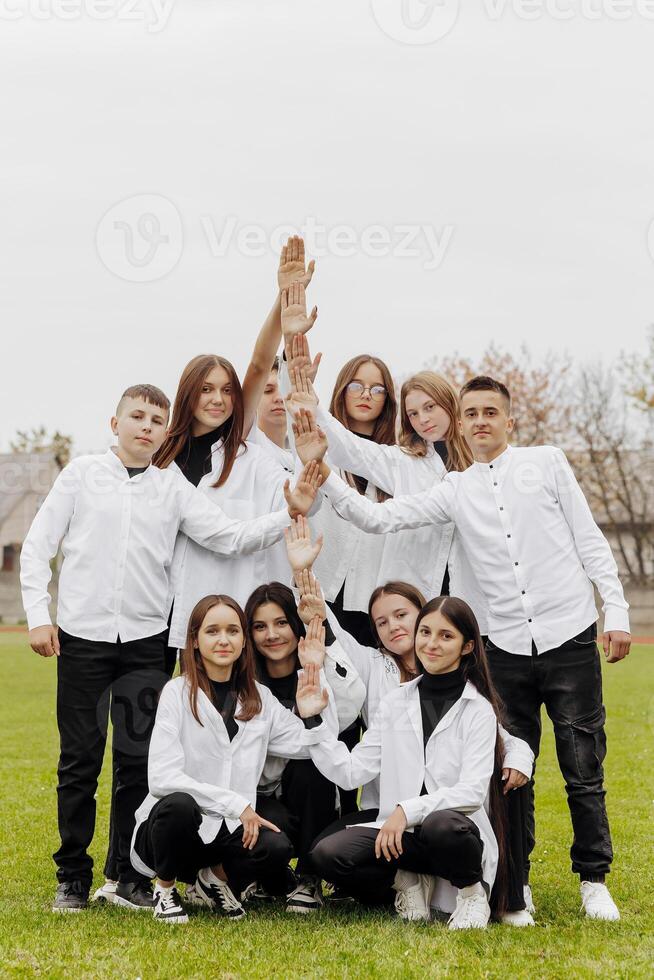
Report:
393,870,434,922
500,908,535,927
448,883,491,930
524,884,536,914
184,883,205,907
194,870,246,920
286,875,324,913
153,886,188,925
580,881,620,921
92,880,119,905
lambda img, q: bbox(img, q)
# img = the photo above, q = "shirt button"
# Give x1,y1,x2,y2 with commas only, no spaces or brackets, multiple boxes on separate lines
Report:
499,506,504,511
528,618,532,623
522,590,526,595
493,482,498,487
489,464,493,469
514,561,519,566
507,534,511,538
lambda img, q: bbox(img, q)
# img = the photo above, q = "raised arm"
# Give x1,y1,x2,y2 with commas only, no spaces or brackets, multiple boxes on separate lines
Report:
20,462,79,656
241,236,315,437
552,448,631,661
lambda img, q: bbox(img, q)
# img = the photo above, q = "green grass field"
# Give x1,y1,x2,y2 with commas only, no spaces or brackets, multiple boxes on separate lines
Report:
0,634,652,979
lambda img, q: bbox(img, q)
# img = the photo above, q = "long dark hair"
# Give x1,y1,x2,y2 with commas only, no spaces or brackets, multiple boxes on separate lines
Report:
329,354,397,502
367,581,426,682
414,595,510,915
153,354,246,488
179,594,261,725
244,582,305,679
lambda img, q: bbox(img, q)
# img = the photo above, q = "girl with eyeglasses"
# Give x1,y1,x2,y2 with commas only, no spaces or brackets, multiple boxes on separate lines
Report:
287,355,489,636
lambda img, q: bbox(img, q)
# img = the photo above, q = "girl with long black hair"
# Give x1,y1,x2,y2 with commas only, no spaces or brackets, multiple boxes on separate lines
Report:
295,596,530,929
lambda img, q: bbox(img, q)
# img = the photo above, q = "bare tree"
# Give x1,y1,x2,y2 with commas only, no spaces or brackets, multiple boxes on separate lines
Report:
570,362,653,585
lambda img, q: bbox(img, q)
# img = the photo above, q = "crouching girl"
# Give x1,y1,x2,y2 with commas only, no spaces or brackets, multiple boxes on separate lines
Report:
296,596,517,929
130,594,335,924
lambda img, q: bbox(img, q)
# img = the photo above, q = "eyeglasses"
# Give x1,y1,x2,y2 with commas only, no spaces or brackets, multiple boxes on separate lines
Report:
346,382,387,400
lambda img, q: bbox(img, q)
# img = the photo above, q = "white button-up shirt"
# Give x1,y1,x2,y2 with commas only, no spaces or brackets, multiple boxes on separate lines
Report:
20,448,290,643
322,444,630,655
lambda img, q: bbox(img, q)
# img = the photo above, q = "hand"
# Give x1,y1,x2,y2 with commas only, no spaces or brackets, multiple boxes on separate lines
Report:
239,804,281,850
283,461,323,519
278,235,315,292
29,625,60,658
298,615,326,669
296,661,329,718
296,569,327,626
284,515,324,574
286,333,322,384
501,768,529,795
602,630,631,663
374,805,407,862
285,364,319,419
281,281,318,339
292,408,328,464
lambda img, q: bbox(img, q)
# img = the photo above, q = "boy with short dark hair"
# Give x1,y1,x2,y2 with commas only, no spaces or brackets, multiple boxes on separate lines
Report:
21,385,320,912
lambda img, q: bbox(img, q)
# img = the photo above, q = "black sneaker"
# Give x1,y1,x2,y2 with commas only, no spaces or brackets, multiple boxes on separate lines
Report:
194,871,246,919
114,880,155,910
285,875,323,913
153,886,188,925
52,880,89,913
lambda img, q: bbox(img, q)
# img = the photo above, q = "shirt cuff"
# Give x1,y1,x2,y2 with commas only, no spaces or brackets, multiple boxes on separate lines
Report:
602,606,630,635
302,715,323,730
398,797,423,828
322,471,347,502
301,720,330,745
26,604,53,631
224,793,251,821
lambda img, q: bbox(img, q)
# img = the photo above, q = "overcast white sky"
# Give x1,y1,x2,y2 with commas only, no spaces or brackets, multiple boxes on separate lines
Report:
2,0,654,454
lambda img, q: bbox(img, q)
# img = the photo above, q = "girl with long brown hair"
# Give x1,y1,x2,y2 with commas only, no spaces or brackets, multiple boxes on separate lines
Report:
288,357,489,634
296,596,532,929
130,593,334,925
156,238,317,653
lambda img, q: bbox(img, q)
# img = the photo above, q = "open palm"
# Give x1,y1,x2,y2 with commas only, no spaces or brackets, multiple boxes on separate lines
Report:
281,282,318,338
278,236,315,292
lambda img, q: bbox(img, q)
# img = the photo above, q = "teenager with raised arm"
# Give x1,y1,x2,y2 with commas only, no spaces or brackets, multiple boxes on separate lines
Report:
130,594,335,924
296,596,514,929
19,384,321,914
287,345,487,630
244,569,365,913
288,519,535,925
292,375,630,921
249,357,295,474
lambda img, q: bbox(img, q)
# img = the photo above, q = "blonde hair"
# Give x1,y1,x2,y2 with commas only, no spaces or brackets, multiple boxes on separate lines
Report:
399,371,472,472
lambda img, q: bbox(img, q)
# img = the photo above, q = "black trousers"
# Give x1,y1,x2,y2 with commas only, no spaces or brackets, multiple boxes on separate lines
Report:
55,628,168,887
103,637,177,881
486,625,613,880
134,792,293,896
309,809,483,901
257,758,338,878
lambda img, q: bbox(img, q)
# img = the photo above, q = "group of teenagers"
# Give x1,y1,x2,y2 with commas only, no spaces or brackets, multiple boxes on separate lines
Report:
21,236,632,930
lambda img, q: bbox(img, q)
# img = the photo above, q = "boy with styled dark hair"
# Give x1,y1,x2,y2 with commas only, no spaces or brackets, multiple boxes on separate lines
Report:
21,384,320,912
296,373,630,922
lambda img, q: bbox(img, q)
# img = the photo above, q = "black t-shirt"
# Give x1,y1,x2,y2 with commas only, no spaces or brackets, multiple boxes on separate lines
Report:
419,662,466,747
126,465,148,479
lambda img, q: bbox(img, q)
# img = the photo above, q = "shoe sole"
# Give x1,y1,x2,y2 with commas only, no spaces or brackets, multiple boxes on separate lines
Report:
92,893,119,905
154,914,189,924
112,895,154,911
285,904,321,914
52,906,86,913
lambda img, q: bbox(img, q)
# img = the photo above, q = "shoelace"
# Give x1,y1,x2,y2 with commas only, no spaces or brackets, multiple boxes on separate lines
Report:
452,894,486,926
289,878,319,901
157,889,182,913
207,879,241,912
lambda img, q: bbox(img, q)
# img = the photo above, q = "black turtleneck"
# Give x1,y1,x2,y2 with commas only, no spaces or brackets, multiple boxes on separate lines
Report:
419,662,466,747
208,678,238,741
433,439,449,468
175,427,223,487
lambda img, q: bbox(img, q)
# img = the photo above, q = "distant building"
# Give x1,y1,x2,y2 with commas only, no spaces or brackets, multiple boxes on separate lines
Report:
0,454,60,624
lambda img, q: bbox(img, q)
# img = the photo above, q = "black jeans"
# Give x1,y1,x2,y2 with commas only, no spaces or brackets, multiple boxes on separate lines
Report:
309,809,483,901
55,628,168,887
134,793,293,896
486,625,612,880
256,758,338,878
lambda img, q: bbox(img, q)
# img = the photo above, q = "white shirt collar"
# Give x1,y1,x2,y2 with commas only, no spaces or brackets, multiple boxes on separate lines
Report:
472,443,512,471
